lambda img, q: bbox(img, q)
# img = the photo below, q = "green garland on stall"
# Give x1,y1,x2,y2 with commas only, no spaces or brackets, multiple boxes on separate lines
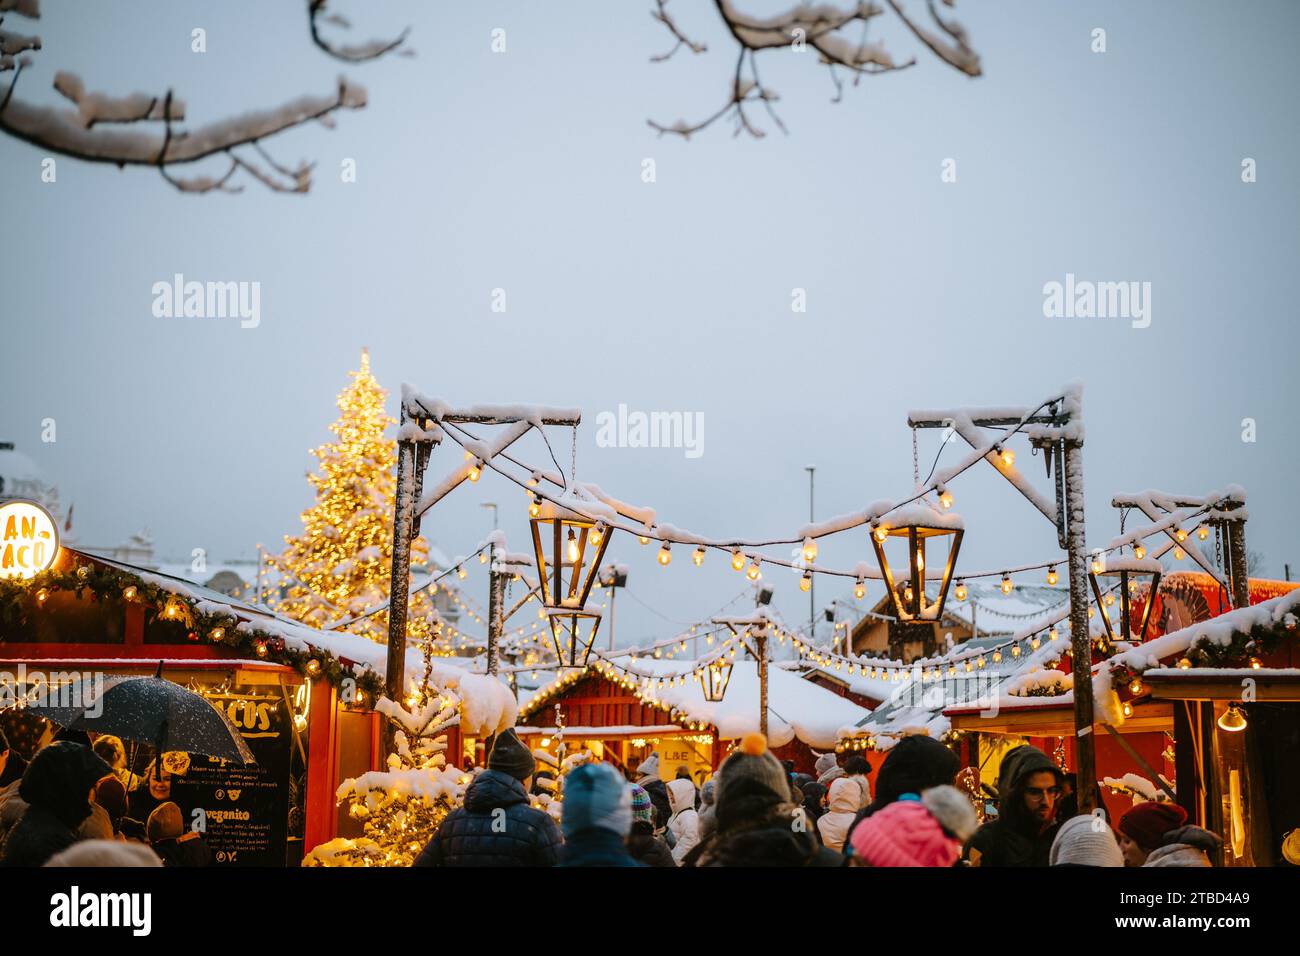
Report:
0,563,383,703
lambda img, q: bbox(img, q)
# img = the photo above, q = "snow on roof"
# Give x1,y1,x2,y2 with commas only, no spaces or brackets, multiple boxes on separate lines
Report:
74,549,517,737
635,658,871,749
1110,587,1300,675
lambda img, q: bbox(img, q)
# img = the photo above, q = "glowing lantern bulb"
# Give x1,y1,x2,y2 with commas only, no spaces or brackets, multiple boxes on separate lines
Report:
854,581,866,600
939,490,953,510
1175,528,1187,542
746,560,761,581
800,572,812,593
1091,557,1103,574
731,551,745,571
999,448,1015,468
567,530,580,563
590,525,604,547
692,546,705,567
873,526,889,543
1001,575,1013,595
955,581,967,601
658,543,672,566
1197,526,1209,541
1174,547,1185,561
529,496,542,519
802,537,818,563
467,462,481,482
1134,544,1146,560
1046,566,1058,586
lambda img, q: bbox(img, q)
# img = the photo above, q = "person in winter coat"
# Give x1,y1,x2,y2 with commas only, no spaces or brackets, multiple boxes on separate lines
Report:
847,786,977,866
962,745,1063,867
1144,825,1220,867
559,763,639,867
0,741,111,867
626,784,674,867
413,729,562,867
696,778,717,843
687,734,842,867
843,755,873,809
817,778,860,853
1117,802,1219,867
1049,814,1123,866
814,751,846,787
127,761,176,824
634,752,672,832
799,781,828,838
666,777,701,864
147,801,212,867
843,735,961,849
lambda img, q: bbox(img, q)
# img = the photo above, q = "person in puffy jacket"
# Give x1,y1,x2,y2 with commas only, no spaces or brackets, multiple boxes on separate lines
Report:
559,763,639,867
413,729,561,867
687,734,842,868
1117,802,1220,867
0,741,111,867
626,784,674,867
666,777,700,864
847,786,977,867
817,777,860,852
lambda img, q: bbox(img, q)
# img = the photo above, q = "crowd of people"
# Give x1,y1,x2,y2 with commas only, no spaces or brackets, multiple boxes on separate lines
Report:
0,716,1222,868
0,726,212,868
412,730,1223,868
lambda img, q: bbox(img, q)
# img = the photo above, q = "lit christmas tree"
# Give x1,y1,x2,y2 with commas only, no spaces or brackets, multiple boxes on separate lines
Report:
273,350,439,647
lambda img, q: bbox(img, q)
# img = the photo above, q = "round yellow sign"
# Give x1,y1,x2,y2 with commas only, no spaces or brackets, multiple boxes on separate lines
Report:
0,499,61,580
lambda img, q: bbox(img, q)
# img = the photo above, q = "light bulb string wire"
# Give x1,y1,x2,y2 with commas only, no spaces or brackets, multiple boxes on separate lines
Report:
432,399,1215,588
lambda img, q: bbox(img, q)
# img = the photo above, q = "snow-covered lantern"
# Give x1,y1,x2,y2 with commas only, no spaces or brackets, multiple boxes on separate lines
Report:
869,504,964,622
530,501,611,611
701,658,733,702
1089,553,1162,644
544,607,603,669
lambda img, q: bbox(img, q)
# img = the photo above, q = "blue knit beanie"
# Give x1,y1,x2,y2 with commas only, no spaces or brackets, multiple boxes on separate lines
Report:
562,763,632,839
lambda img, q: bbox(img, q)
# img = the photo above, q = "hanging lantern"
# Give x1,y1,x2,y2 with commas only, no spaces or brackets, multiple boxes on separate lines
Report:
530,502,611,610
702,658,734,702
954,580,967,601
1089,555,1162,645
1000,574,1013,595
869,506,963,622
1046,566,1058,586
692,546,706,567
1217,704,1247,733
544,608,603,667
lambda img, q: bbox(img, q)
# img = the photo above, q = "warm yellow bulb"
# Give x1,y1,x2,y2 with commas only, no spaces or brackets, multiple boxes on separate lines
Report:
467,463,481,482
731,551,745,571
692,547,705,567
1134,544,1146,560
746,561,761,581
854,581,865,600
955,582,967,601
1197,526,1209,541
802,538,817,563
529,497,541,519
1046,567,1058,586
1174,547,1185,561
567,530,580,563
873,526,888,543
1175,528,1187,542
658,544,672,566
1001,575,1013,594
590,525,604,547
800,572,812,593
939,490,953,510
999,448,1015,467
1091,557,1103,574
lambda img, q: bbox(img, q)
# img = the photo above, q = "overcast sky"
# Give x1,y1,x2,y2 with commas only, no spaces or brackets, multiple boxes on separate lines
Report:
3,1,1297,648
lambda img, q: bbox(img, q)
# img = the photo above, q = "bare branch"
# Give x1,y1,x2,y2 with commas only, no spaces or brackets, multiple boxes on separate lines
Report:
308,0,409,63
650,0,980,138
649,0,706,63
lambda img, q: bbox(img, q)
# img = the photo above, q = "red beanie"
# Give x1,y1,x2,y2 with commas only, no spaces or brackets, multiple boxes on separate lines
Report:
849,799,961,867
1119,802,1187,851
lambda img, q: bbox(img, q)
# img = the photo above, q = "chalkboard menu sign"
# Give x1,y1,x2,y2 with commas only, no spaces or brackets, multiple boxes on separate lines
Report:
171,686,292,867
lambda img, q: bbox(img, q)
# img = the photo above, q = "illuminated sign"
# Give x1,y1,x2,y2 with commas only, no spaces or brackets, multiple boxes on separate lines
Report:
0,499,60,579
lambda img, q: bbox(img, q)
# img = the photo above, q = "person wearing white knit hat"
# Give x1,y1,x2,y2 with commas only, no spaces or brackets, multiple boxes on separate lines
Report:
1049,813,1124,867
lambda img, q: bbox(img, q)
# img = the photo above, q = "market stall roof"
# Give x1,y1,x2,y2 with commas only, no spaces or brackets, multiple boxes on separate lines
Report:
520,656,871,750
67,549,517,736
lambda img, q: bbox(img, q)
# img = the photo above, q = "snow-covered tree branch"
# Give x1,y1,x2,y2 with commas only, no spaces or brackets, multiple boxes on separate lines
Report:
648,0,981,139
0,0,407,194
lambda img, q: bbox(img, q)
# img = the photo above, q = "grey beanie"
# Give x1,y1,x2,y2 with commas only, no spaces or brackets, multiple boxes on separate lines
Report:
1050,814,1124,867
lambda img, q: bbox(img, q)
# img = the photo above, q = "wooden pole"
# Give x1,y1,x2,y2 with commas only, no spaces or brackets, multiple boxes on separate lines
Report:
1225,501,1250,610
1062,438,1098,814
384,429,417,755
756,630,769,740
486,541,505,677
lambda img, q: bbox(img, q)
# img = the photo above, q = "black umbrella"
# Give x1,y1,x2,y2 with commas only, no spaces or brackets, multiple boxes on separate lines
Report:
26,662,255,765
